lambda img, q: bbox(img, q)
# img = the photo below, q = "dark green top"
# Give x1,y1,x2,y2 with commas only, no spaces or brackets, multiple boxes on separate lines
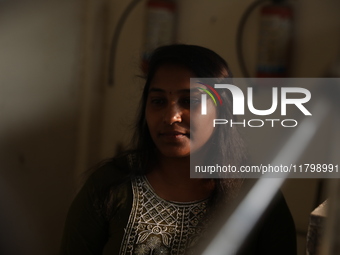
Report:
60,156,296,255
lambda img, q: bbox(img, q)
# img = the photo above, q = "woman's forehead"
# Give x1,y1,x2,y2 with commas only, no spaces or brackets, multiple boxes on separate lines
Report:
150,69,207,93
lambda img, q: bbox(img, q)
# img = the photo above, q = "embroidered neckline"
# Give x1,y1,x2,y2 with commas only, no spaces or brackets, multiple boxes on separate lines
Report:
119,175,211,255
142,175,210,206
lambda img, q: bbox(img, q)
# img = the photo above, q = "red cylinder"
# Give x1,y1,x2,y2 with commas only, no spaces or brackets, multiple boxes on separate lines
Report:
256,3,293,78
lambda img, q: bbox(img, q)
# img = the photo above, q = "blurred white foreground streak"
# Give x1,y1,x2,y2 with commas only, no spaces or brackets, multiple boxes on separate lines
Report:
201,95,333,255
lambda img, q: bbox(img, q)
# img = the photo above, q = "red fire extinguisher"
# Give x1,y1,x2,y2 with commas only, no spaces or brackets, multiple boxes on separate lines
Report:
256,1,293,77
141,0,177,73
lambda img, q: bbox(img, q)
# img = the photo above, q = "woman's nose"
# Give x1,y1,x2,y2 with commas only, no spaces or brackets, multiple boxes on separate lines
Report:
163,102,182,125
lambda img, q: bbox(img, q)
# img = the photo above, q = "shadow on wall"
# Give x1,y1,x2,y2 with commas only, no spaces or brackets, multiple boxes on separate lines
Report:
0,1,84,253
0,112,78,255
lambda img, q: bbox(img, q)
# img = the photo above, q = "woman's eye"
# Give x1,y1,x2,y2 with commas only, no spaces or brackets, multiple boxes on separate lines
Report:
183,97,200,105
178,97,200,109
150,98,165,105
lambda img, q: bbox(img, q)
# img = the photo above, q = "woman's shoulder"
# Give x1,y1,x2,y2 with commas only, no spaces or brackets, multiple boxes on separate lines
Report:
85,153,136,190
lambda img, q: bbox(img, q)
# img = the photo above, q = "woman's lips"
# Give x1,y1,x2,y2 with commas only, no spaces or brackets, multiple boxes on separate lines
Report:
159,131,189,141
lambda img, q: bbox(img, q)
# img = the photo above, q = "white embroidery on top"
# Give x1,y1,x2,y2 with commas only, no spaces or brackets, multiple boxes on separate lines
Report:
119,176,210,255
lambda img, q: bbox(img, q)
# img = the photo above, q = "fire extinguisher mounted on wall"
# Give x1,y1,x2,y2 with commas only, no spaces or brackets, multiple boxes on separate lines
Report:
237,0,293,78
256,0,293,77
141,0,177,73
108,0,177,86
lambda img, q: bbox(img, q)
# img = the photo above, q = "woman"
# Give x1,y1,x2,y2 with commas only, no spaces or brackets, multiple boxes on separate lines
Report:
60,44,296,255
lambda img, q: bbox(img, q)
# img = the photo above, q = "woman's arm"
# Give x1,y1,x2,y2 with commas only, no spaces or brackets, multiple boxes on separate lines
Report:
60,175,109,255
238,191,297,255
60,158,132,255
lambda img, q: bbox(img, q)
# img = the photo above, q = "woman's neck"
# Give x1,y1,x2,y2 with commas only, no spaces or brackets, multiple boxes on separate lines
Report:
146,155,215,202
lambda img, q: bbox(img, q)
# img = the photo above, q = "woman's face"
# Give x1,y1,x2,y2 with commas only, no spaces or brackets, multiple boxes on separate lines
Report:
145,64,217,158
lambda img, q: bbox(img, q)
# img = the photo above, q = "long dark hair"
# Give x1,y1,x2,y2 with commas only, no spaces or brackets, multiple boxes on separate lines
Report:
130,44,247,202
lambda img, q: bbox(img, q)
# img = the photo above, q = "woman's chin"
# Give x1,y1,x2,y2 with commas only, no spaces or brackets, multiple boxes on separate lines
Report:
157,149,190,159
